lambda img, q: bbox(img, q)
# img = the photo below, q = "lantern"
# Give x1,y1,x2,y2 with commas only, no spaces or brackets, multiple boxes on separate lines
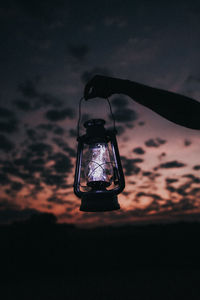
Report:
74,118,125,212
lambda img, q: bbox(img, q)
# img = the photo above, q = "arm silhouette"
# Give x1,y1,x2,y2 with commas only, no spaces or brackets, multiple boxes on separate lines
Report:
84,75,200,130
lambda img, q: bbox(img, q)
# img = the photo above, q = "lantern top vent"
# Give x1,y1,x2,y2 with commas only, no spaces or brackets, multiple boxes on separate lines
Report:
83,119,106,140
84,119,105,128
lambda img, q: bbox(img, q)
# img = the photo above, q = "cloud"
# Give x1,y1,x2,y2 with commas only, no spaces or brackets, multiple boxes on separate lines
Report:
29,142,53,156
103,16,127,28
0,134,14,152
18,79,39,98
37,123,65,135
136,192,162,201
182,174,200,184
133,147,145,155
0,107,14,119
13,99,32,111
111,96,129,108
51,152,73,173
121,156,141,176
193,165,200,170
15,0,65,25
69,128,77,137
165,178,179,184
0,119,18,133
162,197,196,212
10,181,23,191
184,139,192,147
145,138,167,148
14,79,64,111
41,172,67,187
0,173,10,185
159,161,186,169
45,108,75,121
47,195,67,205
81,67,112,83
112,107,138,123
67,44,89,62
52,137,76,157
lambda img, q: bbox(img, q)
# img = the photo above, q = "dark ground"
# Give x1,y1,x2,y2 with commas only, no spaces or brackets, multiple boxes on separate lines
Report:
1,213,200,299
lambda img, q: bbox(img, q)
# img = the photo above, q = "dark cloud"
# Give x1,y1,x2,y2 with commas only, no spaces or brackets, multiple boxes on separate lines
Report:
142,171,161,180
0,173,10,185
162,197,195,212
45,108,75,121
0,107,14,119
142,171,152,177
14,78,63,111
159,161,186,169
190,188,200,196
53,126,64,135
107,125,125,136
81,67,112,83
184,139,192,147
41,172,66,187
51,152,73,173
26,128,47,141
10,181,23,191
29,142,53,156
132,158,143,163
166,178,179,184
111,97,129,108
0,119,18,133
18,79,39,98
158,152,166,160
112,108,138,123
182,174,200,184
145,138,167,148
138,121,145,126
136,192,162,201
121,156,141,176
2,160,33,180
193,165,200,171
52,138,76,157
47,195,67,205
37,123,65,135
68,44,89,62
39,93,63,108
0,134,14,152
69,128,77,137
13,99,32,111
37,123,54,131
16,0,65,24
133,147,145,155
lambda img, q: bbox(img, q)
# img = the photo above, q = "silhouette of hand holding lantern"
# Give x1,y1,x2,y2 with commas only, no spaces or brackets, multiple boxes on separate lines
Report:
74,73,200,212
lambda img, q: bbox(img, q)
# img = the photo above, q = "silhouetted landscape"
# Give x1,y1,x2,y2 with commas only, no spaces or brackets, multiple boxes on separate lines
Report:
1,213,200,299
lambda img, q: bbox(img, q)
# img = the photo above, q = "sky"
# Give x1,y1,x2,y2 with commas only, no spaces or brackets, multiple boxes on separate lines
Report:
0,0,200,227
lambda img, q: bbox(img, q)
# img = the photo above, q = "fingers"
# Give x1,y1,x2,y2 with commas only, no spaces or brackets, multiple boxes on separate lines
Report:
83,75,112,100
84,84,97,100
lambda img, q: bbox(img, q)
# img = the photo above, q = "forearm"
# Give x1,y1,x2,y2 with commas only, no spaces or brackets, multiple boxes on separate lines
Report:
114,79,200,130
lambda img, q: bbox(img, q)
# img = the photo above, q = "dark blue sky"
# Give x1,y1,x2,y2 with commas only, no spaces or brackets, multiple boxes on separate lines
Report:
0,0,200,226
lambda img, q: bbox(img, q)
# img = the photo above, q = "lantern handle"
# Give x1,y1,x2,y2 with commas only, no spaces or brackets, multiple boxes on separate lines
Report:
77,96,116,139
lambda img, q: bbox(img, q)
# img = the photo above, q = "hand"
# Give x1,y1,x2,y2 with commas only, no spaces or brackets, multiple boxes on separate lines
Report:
84,75,116,100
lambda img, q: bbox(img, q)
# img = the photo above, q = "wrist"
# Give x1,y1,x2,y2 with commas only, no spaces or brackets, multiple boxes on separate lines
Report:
109,78,130,95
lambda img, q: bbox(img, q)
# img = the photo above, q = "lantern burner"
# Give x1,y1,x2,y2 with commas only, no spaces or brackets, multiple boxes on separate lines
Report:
87,180,111,190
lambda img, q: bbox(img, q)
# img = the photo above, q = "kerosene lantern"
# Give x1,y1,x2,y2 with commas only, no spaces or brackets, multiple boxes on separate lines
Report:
74,103,125,211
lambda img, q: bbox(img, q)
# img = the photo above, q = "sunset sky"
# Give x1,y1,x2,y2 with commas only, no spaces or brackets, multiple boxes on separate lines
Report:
1,0,200,227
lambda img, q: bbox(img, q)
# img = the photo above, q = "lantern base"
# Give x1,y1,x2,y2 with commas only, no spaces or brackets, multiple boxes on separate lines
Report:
80,193,120,212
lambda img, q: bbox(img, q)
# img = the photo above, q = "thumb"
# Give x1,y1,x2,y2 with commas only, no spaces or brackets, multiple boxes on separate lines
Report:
84,85,97,100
